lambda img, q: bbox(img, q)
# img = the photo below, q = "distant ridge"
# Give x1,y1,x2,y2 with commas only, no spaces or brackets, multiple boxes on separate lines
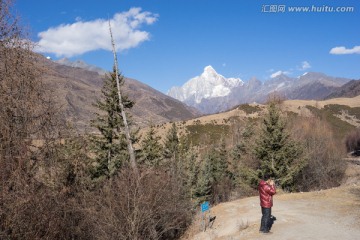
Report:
55,58,108,75
325,79,360,99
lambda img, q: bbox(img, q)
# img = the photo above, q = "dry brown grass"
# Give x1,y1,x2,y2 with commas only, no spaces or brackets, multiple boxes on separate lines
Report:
140,95,360,145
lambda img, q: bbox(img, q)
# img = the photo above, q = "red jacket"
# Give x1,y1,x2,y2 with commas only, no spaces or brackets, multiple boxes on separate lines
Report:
258,180,276,208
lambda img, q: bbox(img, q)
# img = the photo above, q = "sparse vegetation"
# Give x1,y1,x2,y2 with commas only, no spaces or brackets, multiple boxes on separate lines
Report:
237,104,261,114
305,105,355,139
324,104,360,119
185,123,230,146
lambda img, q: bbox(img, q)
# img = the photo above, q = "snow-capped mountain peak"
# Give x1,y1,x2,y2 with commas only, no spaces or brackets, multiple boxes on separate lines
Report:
201,65,218,78
168,66,243,104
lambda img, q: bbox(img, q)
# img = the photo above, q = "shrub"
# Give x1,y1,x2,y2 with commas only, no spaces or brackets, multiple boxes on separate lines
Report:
345,129,360,154
290,117,346,191
89,169,192,240
237,104,261,114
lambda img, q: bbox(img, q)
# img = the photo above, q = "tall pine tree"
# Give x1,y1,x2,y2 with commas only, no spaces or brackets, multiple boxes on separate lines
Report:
254,101,304,190
90,69,134,179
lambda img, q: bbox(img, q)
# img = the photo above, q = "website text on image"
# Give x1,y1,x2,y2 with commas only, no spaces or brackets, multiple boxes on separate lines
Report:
261,5,355,13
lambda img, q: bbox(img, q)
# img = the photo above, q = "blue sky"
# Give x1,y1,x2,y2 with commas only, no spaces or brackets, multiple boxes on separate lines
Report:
15,0,360,93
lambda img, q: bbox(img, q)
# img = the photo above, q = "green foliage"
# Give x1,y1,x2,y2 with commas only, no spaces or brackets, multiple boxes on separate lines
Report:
183,149,199,200
192,141,232,204
90,69,134,179
237,104,261,114
254,102,304,191
163,123,184,182
230,121,259,192
163,122,179,160
138,126,163,167
193,154,213,204
217,140,229,180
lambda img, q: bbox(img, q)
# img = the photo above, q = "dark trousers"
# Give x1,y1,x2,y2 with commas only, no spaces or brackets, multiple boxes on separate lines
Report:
260,207,271,232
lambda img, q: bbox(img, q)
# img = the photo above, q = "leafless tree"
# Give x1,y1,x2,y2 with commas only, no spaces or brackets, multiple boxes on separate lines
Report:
108,21,139,177
0,1,74,238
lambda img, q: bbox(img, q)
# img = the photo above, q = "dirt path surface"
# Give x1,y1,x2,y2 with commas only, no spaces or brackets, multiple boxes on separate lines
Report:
184,185,360,240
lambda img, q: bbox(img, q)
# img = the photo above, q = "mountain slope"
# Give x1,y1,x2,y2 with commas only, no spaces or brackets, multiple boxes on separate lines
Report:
55,58,108,75
325,79,360,99
39,56,200,132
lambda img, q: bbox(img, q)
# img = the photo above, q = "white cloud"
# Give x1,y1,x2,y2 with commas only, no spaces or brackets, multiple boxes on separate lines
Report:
329,45,360,55
35,7,158,57
301,61,311,70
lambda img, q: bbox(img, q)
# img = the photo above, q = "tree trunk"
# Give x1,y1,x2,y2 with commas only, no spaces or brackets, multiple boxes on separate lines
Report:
108,21,139,178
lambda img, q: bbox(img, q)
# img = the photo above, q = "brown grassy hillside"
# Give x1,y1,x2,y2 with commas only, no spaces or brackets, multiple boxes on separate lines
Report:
146,96,360,144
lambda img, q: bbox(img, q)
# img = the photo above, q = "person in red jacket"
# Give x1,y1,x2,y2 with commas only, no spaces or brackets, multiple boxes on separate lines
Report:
258,174,276,234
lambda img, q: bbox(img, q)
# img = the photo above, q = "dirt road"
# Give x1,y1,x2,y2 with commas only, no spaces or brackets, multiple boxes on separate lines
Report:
184,184,360,240
182,159,360,240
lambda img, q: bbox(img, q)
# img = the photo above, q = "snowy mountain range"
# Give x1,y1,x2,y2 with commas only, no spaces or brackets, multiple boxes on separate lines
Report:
168,66,352,114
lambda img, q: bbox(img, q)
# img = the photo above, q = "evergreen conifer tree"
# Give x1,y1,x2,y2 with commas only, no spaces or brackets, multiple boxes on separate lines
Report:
163,122,179,159
193,146,227,203
193,154,213,203
163,123,180,175
254,101,304,190
231,121,258,188
138,126,163,167
183,148,199,200
216,139,229,181
90,69,134,179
